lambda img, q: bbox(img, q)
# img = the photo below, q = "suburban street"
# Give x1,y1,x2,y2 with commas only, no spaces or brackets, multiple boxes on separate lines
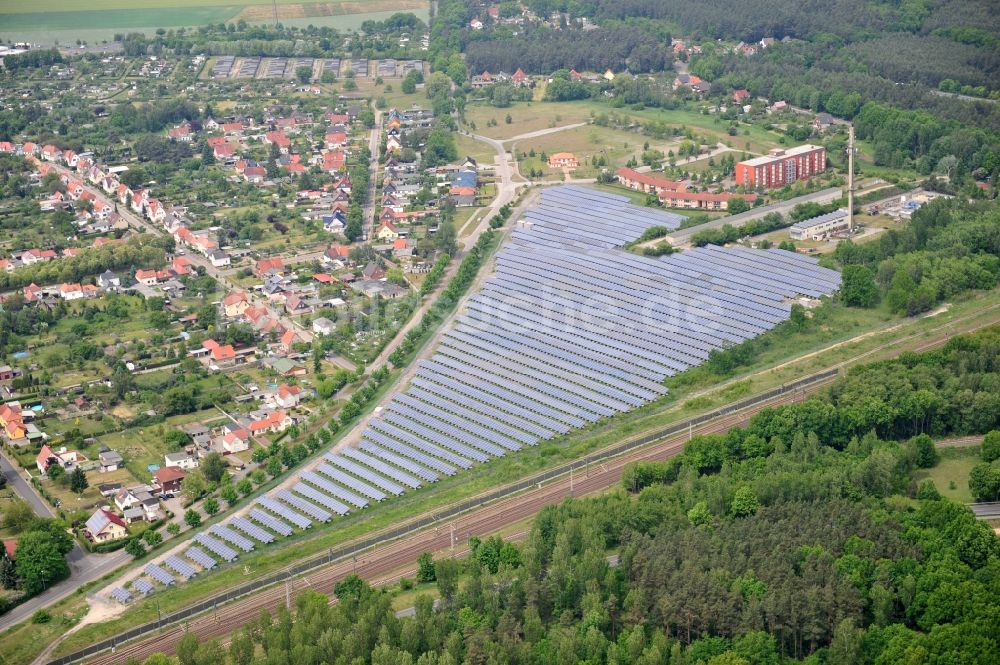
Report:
43,162,313,341
0,449,130,631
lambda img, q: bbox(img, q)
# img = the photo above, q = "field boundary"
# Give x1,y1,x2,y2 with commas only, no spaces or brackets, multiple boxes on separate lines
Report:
47,368,838,665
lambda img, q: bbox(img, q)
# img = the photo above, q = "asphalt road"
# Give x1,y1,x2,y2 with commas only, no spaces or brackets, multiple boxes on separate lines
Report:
665,186,844,244
970,503,1000,519
0,450,130,631
0,449,53,518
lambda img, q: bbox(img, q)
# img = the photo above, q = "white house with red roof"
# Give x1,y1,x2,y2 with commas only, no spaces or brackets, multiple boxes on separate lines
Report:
248,410,292,435
268,384,303,409
59,283,85,300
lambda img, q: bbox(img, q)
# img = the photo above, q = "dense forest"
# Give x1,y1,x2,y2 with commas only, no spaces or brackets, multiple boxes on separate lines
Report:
833,198,1000,316
464,25,673,74
442,0,1000,178
133,329,1000,665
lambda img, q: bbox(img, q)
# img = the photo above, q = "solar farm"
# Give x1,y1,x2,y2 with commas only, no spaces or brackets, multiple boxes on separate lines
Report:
207,57,423,79
111,186,840,602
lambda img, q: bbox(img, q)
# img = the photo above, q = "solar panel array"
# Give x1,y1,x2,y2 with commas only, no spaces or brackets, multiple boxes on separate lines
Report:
322,59,341,76
144,563,176,586
132,579,154,595
211,56,235,78
110,587,132,604
164,555,197,580
237,57,260,79
185,546,217,570
114,186,841,598
264,57,288,78
195,533,238,562
211,525,255,552
349,58,368,76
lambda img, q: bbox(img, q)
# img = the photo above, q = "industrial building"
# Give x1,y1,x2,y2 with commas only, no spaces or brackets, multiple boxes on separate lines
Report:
789,208,850,241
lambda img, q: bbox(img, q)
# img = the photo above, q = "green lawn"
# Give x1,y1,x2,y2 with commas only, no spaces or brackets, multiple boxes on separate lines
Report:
455,133,497,165
464,101,597,141
513,124,648,178
464,100,787,157
915,448,980,504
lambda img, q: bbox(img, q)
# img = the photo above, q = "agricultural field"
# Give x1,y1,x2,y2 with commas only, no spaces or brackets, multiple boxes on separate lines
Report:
0,0,429,45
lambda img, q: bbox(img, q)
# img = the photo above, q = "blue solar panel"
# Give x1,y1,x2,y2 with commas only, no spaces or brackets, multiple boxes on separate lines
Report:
211,524,255,552
164,555,197,580
293,482,350,515
277,489,333,522
144,564,176,586
195,533,239,562
301,470,369,508
110,587,132,604
250,507,295,536
132,579,154,595
257,496,311,529
230,516,275,544
185,546,217,570
324,454,406,496
314,462,387,501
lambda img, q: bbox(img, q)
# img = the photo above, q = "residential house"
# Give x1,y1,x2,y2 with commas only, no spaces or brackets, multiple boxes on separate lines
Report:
222,290,250,318
248,409,292,435
362,261,386,280
269,384,303,409
220,427,250,454
167,122,194,142
814,113,834,131
616,167,687,194
164,451,199,470
209,250,231,267
84,509,128,543
97,482,122,497
658,190,757,211
312,316,336,335
263,357,307,377
279,329,301,354
375,221,399,242
98,450,123,472
152,466,186,494
264,131,291,154
59,283,85,300
199,338,237,368
547,152,578,168
283,293,312,315
97,270,121,289
254,257,285,278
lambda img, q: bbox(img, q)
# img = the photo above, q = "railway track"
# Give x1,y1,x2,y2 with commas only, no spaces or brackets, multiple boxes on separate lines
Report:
76,388,810,665
59,307,1000,665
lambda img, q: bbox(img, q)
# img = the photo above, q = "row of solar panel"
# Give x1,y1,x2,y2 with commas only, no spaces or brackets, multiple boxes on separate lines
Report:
111,187,841,604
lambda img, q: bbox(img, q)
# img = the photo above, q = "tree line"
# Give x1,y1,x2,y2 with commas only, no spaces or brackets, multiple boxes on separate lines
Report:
0,237,169,291
464,24,673,74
